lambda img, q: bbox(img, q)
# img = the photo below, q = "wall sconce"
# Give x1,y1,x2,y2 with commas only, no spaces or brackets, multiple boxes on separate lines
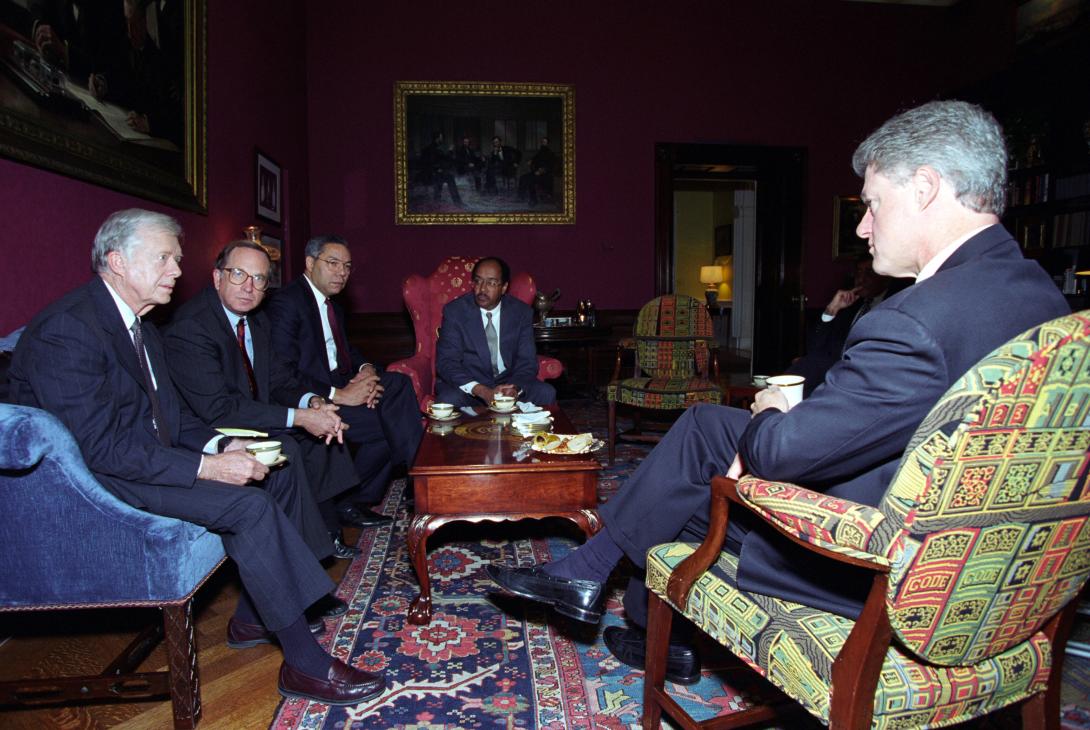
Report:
699,265,725,309
244,225,281,262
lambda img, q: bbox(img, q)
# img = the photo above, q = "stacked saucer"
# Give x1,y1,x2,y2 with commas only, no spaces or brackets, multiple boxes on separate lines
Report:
510,410,553,436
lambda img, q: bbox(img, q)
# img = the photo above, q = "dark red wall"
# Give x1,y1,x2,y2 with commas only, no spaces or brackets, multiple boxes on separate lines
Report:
0,0,311,333
303,0,1015,314
0,0,1016,334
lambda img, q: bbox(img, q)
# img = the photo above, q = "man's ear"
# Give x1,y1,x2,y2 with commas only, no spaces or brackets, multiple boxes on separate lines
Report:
106,249,127,276
913,165,942,211
212,267,222,288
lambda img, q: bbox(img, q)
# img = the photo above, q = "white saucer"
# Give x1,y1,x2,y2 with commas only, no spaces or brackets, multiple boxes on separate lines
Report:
427,412,460,422
490,405,517,414
265,454,289,467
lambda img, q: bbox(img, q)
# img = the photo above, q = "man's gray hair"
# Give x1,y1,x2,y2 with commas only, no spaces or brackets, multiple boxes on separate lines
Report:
304,234,348,259
852,100,1008,216
91,209,182,272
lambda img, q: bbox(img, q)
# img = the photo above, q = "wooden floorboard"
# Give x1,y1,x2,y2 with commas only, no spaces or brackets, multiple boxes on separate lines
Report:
0,530,354,729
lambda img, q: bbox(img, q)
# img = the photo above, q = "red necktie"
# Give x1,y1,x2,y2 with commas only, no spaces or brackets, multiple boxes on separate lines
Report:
236,317,258,398
326,298,351,376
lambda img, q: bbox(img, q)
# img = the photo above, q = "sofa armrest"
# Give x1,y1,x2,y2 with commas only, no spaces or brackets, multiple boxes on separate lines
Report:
0,404,225,607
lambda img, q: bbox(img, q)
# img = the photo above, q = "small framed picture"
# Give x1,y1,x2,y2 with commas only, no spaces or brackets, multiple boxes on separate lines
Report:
832,195,868,260
256,150,282,224
262,234,283,288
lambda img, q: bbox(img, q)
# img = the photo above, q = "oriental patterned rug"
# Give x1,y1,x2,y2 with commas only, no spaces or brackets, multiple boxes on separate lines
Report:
270,399,1090,730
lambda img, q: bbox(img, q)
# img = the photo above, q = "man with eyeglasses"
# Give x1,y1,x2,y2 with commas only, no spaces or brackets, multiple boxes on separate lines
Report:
9,210,386,705
435,256,556,407
266,234,423,527
165,240,365,568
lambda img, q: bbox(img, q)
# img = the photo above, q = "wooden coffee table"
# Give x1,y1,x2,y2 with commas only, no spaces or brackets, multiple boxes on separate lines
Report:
406,404,601,624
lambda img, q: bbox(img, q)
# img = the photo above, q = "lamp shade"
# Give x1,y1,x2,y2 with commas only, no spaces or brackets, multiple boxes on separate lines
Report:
699,265,725,286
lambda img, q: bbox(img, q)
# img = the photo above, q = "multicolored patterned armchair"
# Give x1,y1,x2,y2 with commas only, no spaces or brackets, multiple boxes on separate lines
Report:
387,256,564,411
606,295,721,464
642,311,1090,730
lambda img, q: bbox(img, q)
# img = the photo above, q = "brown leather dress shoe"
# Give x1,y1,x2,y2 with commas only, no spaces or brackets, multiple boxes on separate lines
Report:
278,659,385,705
226,617,324,649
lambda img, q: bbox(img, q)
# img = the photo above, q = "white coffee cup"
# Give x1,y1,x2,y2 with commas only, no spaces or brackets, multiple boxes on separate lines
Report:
766,375,805,410
493,394,516,410
429,402,454,419
245,440,282,465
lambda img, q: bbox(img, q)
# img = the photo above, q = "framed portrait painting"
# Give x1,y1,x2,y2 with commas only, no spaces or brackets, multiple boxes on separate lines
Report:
255,149,281,225
0,0,207,212
832,195,868,260
395,80,575,225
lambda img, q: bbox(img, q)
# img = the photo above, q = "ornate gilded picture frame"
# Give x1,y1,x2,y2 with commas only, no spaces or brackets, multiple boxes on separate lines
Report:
395,81,575,225
0,0,207,213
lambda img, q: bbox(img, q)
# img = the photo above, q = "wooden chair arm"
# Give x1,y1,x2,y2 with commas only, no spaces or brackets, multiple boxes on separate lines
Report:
666,474,890,609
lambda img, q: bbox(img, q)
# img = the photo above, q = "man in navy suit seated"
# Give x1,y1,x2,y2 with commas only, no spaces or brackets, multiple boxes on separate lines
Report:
435,256,556,408
486,100,1070,684
9,209,385,705
164,240,364,563
265,235,423,528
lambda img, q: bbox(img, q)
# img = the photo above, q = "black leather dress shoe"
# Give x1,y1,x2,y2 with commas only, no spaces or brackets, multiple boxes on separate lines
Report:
308,593,349,620
332,533,362,559
226,617,324,649
603,625,702,685
278,659,385,705
338,505,393,528
485,564,605,623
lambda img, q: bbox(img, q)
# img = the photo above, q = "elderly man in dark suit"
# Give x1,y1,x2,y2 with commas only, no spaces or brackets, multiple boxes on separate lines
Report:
487,100,1070,684
164,240,363,565
265,234,423,523
435,256,555,408
8,209,384,705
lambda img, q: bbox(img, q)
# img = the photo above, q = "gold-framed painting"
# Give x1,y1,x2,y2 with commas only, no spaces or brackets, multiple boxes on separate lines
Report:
0,0,207,213
394,80,575,225
832,194,868,260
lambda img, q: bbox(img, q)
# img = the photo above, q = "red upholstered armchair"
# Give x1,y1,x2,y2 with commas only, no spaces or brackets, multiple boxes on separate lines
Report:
388,256,564,411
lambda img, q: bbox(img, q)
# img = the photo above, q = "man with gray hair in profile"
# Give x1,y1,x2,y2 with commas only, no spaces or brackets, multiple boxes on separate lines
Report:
486,100,1070,683
9,209,385,705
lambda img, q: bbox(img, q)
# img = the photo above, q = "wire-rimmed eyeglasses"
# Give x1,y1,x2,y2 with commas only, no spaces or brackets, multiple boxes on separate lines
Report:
220,267,271,291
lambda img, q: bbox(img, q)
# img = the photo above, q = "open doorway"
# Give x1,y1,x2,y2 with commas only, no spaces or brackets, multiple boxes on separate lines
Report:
655,143,807,379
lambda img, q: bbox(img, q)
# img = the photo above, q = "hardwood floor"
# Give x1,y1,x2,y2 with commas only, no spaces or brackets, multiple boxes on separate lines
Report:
0,530,355,729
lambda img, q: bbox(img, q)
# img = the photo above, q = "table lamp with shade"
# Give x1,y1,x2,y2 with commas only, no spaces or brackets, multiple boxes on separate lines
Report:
700,265,725,309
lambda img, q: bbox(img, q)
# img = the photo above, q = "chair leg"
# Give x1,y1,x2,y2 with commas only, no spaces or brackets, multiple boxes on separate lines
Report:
608,400,617,465
1022,598,1079,730
642,592,674,729
162,601,202,730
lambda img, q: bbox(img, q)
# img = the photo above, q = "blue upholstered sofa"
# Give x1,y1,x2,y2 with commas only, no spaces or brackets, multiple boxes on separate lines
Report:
0,403,226,728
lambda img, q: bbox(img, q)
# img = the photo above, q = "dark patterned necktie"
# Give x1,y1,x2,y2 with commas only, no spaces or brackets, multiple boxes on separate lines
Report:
326,298,351,375
236,317,258,398
131,318,170,446
485,311,500,377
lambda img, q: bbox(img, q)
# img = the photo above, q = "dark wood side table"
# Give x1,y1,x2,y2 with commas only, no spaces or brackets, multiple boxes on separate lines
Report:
407,404,601,624
533,324,608,393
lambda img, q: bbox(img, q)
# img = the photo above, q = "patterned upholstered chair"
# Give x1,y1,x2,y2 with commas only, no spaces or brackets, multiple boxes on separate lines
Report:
0,404,226,729
387,255,564,411
642,311,1090,730
606,295,721,464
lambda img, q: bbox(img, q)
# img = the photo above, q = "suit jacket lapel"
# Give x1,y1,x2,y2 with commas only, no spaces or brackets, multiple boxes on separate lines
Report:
90,278,146,393
497,297,517,367
467,296,493,374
